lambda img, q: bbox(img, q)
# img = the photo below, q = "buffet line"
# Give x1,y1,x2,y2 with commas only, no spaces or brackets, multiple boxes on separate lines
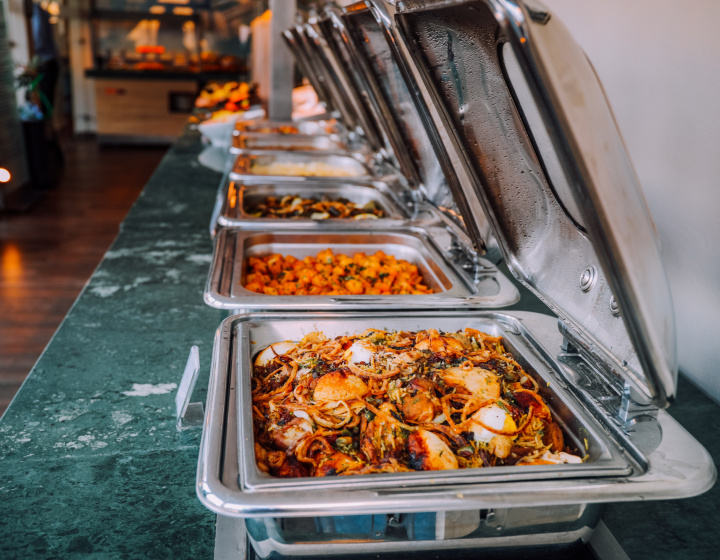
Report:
189,1,715,558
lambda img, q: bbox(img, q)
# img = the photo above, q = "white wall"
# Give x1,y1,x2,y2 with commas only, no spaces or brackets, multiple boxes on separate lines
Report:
542,0,720,402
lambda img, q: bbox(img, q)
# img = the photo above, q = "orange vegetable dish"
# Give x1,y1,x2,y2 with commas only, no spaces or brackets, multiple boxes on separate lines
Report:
243,249,433,296
252,328,583,478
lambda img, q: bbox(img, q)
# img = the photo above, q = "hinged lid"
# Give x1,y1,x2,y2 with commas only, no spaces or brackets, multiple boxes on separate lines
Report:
312,13,390,156
289,24,363,136
339,2,497,256
392,0,676,406
280,27,335,115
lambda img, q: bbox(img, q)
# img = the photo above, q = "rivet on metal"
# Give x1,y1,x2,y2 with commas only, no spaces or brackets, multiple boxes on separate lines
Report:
610,296,621,317
579,267,597,292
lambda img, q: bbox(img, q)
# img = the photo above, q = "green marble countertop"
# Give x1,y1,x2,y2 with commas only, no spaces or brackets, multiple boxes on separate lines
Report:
0,130,717,559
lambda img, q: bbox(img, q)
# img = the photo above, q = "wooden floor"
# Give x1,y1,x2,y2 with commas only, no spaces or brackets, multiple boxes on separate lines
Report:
0,138,166,418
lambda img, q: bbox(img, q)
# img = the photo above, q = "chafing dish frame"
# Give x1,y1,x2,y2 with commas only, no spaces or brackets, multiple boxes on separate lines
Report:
204,228,520,311
197,311,715,518
215,179,411,230
229,149,380,183
231,133,350,155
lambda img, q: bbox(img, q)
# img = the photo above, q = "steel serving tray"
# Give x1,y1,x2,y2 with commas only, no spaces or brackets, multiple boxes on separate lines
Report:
229,150,376,182
197,311,715,518
204,228,519,311
215,180,411,230
231,133,349,154
235,120,342,136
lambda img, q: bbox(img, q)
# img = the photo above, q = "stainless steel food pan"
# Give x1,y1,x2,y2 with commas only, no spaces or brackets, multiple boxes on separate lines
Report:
204,229,519,310
230,150,374,182
196,311,715,518
238,314,631,494
231,133,349,155
235,119,341,136
215,180,410,230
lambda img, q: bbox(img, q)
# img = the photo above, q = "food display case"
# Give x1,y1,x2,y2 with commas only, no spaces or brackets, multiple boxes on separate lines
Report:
196,0,715,558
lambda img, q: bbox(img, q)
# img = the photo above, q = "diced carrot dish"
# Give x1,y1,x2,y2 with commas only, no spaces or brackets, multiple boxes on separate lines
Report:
243,248,433,296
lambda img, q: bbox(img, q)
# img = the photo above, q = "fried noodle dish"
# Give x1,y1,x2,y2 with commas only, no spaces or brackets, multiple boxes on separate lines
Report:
253,328,582,478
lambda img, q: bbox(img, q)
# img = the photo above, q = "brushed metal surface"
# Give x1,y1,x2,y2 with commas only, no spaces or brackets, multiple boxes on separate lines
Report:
229,150,375,182
196,311,715,518
216,180,410,230
393,0,677,406
205,229,520,311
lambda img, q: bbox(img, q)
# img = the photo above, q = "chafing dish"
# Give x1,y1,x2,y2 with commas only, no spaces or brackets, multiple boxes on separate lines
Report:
235,119,342,136
205,229,519,311
198,0,716,556
197,311,712,551
214,180,410,230
230,150,376,181
231,133,349,154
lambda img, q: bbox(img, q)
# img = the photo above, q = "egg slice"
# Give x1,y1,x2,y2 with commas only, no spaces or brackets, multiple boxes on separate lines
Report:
469,404,517,443
344,339,376,364
442,367,500,400
254,341,297,367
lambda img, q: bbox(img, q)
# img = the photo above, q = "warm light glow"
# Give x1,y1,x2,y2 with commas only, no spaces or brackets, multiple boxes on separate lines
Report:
158,0,190,4
0,168,10,183
2,244,23,282
149,5,166,14
172,6,193,15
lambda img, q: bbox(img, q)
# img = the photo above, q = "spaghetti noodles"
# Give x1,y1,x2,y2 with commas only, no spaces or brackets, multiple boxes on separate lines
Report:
252,328,582,477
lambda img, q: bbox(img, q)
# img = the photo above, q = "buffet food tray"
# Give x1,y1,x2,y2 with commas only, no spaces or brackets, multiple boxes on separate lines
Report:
231,133,349,154
204,229,519,311
235,119,341,136
230,150,375,182
197,311,714,518
215,180,410,230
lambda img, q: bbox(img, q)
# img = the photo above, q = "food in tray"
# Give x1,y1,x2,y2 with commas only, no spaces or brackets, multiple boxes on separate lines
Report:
245,195,385,220
242,143,325,151
252,328,583,478
249,160,363,177
243,249,432,296
195,81,257,111
252,125,300,135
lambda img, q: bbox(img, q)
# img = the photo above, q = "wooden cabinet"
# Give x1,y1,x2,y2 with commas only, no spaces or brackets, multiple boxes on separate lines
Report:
94,78,197,143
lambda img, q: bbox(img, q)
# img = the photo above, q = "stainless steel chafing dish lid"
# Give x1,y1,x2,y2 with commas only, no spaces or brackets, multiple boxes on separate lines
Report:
281,27,335,118
335,2,496,259
299,21,389,156
291,23,367,139
392,0,676,407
